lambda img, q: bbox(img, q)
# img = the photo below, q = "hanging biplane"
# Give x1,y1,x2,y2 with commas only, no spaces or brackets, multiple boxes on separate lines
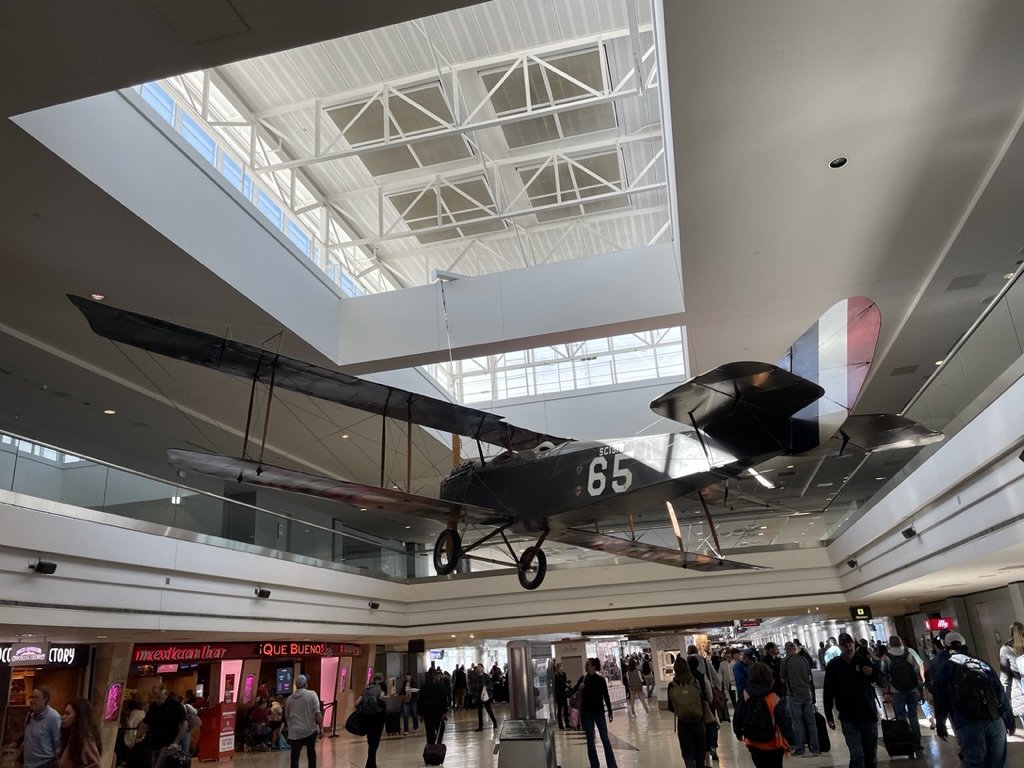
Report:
69,295,942,589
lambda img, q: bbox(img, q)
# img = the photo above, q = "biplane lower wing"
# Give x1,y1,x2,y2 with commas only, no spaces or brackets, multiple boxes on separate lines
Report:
166,449,513,528
548,527,765,571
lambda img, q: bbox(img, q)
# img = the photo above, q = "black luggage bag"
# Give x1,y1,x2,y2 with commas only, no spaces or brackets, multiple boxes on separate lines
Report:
880,704,918,758
423,721,446,766
814,711,831,753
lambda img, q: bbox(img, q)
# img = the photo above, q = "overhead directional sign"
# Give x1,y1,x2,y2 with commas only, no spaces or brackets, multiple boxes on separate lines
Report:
849,605,872,621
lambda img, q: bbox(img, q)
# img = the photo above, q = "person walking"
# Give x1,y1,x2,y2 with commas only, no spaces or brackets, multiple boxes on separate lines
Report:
57,699,102,768
356,674,385,768
881,635,925,752
933,634,1015,768
998,621,1024,731
136,686,186,768
553,662,571,730
781,641,819,756
823,632,885,768
417,669,448,746
625,659,649,717
741,663,793,768
472,664,497,731
577,658,618,768
284,675,323,768
15,687,62,768
667,656,707,768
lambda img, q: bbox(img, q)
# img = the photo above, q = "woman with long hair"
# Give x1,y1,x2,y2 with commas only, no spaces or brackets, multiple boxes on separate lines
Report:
58,699,101,768
667,656,707,768
999,621,1024,729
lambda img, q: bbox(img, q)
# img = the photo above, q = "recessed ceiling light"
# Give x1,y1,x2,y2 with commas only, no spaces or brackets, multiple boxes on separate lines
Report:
759,525,768,530
829,157,848,169
90,293,105,301
341,434,349,439
874,477,885,481
103,408,116,415
786,465,794,469
96,635,108,639
359,507,367,512
1004,273,1014,280
935,360,944,366
404,525,411,529
451,634,456,638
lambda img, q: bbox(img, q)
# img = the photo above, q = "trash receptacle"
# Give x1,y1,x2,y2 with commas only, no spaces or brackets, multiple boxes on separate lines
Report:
497,719,556,768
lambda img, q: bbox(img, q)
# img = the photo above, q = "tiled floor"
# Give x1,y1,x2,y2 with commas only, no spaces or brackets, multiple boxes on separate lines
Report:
235,701,1024,767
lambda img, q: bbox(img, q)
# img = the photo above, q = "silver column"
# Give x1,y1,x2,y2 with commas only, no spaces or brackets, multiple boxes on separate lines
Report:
506,640,535,719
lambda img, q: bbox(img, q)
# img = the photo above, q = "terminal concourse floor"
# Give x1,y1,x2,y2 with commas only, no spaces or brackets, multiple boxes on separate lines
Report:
238,703,1024,768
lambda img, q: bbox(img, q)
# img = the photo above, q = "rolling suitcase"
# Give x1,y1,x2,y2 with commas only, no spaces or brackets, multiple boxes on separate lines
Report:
423,721,446,766
814,711,830,752
880,704,918,758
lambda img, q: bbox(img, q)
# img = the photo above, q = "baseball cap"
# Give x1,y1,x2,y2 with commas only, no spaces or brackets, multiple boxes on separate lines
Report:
943,632,966,647
837,632,854,644
296,674,308,688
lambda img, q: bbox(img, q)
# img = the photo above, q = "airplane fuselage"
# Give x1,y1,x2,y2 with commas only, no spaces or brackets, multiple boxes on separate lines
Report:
439,431,744,529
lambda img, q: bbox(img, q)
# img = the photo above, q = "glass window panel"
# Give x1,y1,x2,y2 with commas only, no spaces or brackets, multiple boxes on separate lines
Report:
141,82,175,124
286,220,311,254
181,115,217,165
583,337,610,354
256,190,283,229
461,373,492,403
222,154,243,190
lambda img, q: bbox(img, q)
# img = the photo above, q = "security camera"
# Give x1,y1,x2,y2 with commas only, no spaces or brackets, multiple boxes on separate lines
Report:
29,560,57,575
368,601,380,610
846,559,858,569
901,525,917,539
254,587,271,599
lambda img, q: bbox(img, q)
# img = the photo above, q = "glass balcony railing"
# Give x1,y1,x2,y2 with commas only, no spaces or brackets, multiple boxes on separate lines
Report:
0,433,421,580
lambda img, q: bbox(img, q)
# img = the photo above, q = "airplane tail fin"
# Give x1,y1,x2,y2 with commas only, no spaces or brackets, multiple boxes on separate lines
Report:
775,296,880,453
650,297,881,460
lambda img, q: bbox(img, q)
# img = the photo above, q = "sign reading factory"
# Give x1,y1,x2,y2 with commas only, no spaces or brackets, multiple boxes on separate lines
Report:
132,642,362,663
1,643,88,668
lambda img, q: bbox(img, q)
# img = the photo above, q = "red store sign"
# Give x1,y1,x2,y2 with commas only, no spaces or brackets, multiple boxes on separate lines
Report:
132,641,362,663
925,617,956,631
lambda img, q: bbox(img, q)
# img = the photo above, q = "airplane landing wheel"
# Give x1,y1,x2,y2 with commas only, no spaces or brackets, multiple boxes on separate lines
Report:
517,546,547,590
433,529,462,575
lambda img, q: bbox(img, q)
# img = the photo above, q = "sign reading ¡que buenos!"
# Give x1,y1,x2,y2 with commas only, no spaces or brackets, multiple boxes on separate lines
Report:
132,642,363,664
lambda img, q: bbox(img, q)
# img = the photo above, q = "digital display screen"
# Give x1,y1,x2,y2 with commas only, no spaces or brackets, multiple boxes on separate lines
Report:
275,666,293,695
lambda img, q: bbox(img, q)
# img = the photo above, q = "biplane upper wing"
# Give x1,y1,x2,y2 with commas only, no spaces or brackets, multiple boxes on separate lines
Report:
70,295,569,451
167,449,514,527
548,527,765,571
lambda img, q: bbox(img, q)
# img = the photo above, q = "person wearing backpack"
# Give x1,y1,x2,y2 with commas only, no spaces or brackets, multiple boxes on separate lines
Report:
881,636,924,752
667,656,707,768
823,632,884,768
933,632,1015,768
357,674,386,768
997,621,1024,731
741,662,793,768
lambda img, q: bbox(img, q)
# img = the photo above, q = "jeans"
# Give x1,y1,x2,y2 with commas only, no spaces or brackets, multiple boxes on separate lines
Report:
401,700,418,732
675,720,705,768
477,697,497,728
787,697,820,754
955,717,1008,768
890,690,921,745
840,719,878,768
582,712,618,768
288,733,317,768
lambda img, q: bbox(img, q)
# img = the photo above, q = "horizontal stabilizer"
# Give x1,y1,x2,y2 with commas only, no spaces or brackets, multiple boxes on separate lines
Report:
549,527,765,572
837,413,944,452
167,449,511,527
650,361,824,459
70,295,569,450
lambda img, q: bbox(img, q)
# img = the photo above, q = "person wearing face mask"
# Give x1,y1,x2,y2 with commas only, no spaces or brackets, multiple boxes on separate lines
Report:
57,700,102,768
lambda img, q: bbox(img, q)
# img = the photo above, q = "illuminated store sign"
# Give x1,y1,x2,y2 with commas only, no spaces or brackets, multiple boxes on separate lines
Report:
925,617,956,631
1,644,86,667
132,641,363,663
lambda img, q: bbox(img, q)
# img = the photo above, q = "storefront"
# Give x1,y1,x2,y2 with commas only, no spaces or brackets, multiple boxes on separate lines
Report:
126,640,361,759
1,643,92,765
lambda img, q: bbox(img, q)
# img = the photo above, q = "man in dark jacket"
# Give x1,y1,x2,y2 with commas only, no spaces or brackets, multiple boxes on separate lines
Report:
418,670,449,746
823,633,885,768
577,658,617,768
553,662,570,730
